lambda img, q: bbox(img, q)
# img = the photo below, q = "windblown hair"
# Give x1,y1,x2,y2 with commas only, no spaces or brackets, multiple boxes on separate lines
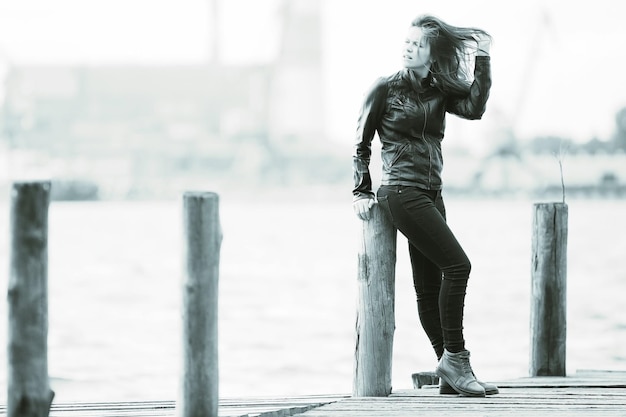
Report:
411,14,491,96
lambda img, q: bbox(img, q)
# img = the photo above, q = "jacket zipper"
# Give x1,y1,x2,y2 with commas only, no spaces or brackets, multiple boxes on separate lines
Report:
417,94,432,187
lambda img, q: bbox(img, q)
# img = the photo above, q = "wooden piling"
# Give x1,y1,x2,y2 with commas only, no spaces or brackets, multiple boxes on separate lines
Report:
353,203,397,397
7,181,55,417
530,202,568,376
179,192,222,417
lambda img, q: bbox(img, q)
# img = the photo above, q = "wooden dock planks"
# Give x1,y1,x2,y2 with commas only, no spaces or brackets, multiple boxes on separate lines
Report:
0,371,624,416
300,370,626,417
299,389,626,417
0,395,346,417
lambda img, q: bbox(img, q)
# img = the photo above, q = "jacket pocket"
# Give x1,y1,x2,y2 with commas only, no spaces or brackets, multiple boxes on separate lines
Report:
382,142,409,169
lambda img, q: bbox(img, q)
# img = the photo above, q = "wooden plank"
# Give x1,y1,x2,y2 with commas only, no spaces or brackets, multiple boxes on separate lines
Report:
490,370,626,388
0,395,346,417
574,369,626,379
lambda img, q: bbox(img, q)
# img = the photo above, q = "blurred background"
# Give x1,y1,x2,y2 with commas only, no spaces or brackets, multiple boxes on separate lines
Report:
1,0,626,404
1,0,625,200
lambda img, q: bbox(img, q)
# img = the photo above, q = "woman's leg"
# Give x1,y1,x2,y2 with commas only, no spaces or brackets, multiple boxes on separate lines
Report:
378,186,494,397
377,186,470,353
408,242,444,359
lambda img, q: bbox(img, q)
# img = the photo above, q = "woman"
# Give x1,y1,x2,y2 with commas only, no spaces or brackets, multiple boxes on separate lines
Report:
352,14,497,397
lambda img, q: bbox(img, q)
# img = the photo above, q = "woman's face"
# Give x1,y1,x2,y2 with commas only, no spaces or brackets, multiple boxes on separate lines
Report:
402,26,432,74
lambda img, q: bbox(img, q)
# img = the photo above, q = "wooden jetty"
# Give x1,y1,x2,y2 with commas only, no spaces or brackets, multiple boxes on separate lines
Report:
1,370,624,416
5,184,621,416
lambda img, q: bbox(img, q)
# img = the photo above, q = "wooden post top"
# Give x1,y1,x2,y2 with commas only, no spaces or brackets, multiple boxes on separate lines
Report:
183,191,219,199
533,202,568,208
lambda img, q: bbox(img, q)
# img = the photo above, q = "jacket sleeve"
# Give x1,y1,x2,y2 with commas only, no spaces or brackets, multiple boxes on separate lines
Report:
446,56,492,120
353,77,387,201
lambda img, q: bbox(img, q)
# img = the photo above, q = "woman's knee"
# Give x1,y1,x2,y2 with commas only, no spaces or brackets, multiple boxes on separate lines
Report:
463,259,472,276
444,258,471,279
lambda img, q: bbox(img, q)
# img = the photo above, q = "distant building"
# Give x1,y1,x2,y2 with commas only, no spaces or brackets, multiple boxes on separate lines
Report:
0,0,341,199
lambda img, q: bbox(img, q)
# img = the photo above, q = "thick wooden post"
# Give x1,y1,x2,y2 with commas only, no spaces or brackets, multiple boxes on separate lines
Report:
353,203,397,397
178,192,222,417
7,181,55,417
530,202,568,376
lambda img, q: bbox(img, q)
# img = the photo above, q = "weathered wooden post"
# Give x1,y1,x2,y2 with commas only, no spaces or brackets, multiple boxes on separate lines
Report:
178,192,222,417
530,202,568,376
7,181,55,417
353,203,397,397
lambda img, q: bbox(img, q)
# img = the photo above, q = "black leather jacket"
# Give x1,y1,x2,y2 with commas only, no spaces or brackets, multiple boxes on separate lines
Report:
352,56,492,201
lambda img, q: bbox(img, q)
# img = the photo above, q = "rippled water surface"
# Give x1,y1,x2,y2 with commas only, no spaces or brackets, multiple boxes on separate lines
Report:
1,197,625,402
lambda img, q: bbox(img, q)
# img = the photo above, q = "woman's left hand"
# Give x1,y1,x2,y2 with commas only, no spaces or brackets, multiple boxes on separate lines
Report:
476,34,491,56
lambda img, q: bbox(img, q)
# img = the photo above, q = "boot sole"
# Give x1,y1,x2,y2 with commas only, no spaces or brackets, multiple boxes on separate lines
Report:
441,384,499,395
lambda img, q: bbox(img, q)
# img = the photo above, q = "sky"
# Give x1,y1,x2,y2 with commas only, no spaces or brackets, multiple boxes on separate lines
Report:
0,0,625,153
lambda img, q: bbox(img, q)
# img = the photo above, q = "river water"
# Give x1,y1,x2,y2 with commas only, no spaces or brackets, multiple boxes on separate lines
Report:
1,196,625,402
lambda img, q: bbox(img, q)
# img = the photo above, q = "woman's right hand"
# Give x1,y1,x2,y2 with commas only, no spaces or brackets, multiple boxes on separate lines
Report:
353,198,376,221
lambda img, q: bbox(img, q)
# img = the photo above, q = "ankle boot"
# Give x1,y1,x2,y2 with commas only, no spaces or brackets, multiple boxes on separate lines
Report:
436,349,485,397
439,377,499,395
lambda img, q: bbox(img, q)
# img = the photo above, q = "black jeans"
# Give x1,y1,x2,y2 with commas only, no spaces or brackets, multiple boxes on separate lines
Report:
377,185,470,358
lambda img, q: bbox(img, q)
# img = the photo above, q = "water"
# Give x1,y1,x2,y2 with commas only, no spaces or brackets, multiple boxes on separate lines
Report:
1,196,625,403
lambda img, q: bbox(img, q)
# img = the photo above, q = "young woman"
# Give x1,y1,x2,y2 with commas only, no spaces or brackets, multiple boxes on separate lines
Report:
352,14,497,397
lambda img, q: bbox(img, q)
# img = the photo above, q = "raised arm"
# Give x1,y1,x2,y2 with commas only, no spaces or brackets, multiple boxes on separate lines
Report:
446,36,492,119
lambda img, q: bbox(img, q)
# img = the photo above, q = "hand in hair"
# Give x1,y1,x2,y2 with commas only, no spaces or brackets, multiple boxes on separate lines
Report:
475,33,491,56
